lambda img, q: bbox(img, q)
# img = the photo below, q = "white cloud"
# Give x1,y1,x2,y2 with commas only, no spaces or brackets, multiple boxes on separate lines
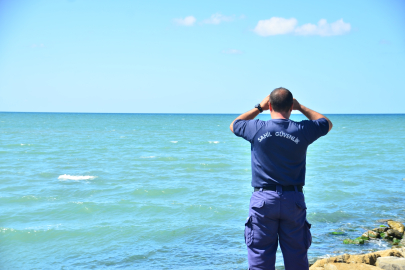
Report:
254,17,351,37
202,13,234,25
222,49,243,54
295,19,351,36
174,16,196,26
254,17,298,36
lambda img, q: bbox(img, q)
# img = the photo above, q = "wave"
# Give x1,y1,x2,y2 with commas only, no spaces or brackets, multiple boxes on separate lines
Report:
170,141,178,143
208,141,219,144
58,174,96,181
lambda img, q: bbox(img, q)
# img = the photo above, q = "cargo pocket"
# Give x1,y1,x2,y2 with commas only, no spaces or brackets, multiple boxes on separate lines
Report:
304,220,312,249
245,199,265,247
244,216,253,246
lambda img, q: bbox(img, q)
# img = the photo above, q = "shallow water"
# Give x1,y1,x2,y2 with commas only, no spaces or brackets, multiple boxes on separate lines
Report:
1,113,404,269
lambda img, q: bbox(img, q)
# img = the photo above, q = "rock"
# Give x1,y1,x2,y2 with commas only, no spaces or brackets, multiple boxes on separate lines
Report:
324,263,383,270
381,232,391,239
386,229,401,239
361,231,371,240
378,219,394,223
393,238,401,246
330,232,346,235
373,227,389,233
368,230,380,238
376,256,405,269
343,238,365,245
310,249,404,268
399,239,405,247
388,221,404,236
395,247,405,257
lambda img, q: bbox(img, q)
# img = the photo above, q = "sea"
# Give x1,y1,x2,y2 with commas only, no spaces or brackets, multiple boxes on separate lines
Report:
1,112,404,270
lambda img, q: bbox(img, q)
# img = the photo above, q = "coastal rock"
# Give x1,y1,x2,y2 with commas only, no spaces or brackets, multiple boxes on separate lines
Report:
324,263,382,270
399,238,405,247
310,249,404,269
373,227,389,233
395,247,405,257
380,232,390,240
368,231,380,239
386,229,402,239
378,219,393,223
387,221,404,236
343,238,365,244
376,256,405,270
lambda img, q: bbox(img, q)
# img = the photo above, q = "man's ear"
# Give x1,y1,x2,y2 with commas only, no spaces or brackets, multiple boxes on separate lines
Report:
269,102,273,112
290,103,293,112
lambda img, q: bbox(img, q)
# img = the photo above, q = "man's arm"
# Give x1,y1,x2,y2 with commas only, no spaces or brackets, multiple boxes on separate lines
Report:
229,96,270,133
293,99,333,132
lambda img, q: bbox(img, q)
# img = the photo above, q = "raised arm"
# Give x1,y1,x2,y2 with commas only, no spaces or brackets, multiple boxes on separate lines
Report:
293,99,333,132
229,96,270,133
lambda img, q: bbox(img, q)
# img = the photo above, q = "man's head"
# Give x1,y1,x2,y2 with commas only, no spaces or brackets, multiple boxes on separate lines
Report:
269,87,293,114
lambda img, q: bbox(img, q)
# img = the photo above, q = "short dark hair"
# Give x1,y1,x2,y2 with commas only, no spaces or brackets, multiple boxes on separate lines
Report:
270,87,293,113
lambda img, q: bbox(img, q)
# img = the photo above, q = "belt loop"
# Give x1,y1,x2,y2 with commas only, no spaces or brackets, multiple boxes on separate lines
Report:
259,188,263,192
293,185,298,203
276,185,282,195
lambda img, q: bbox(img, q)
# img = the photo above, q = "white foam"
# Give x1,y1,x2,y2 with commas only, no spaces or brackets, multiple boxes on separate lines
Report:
208,141,219,144
58,174,96,181
170,141,178,143
140,156,155,158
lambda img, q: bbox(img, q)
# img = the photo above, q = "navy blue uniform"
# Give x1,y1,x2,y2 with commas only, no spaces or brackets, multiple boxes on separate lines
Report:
234,118,329,270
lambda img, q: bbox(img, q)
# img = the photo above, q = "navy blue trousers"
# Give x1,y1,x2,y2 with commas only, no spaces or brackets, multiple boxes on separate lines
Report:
245,186,311,270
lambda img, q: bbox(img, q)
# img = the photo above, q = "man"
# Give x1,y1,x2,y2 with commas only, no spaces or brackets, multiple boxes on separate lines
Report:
230,87,332,270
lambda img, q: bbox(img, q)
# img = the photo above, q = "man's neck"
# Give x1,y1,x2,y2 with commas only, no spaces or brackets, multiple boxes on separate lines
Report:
270,111,291,119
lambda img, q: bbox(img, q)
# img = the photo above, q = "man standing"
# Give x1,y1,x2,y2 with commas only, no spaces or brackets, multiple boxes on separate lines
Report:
230,87,332,270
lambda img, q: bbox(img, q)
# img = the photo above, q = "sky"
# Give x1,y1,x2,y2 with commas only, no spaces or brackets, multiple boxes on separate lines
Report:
0,0,404,114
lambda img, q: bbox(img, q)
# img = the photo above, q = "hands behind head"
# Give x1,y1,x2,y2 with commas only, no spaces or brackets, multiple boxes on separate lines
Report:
292,98,301,111
260,95,270,111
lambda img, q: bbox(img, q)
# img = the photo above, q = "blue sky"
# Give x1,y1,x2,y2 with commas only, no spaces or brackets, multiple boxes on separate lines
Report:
1,0,404,113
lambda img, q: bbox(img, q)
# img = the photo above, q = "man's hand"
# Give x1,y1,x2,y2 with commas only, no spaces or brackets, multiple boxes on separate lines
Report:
260,95,270,111
292,98,301,111
293,98,333,132
230,95,270,133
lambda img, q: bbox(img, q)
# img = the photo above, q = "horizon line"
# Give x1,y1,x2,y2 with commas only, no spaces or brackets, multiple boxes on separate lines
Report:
1,111,404,115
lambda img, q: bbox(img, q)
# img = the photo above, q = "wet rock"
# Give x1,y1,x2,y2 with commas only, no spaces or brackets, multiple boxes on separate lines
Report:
386,229,400,238
330,232,346,235
387,221,404,236
376,256,405,270
369,230,380,238
343,238,365,245
381,232,390,239
373,227,389,233
393,238,402,246
361,231,371,239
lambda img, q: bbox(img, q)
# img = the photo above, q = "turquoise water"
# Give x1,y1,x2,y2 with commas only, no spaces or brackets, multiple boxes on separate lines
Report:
1,113,404,269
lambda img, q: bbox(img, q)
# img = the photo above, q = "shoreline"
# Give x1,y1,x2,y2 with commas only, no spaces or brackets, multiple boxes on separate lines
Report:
309,247,405,269
309,220,405,269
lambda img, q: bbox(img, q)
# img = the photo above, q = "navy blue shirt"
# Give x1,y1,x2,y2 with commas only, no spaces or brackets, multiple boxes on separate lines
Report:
233,118,329,187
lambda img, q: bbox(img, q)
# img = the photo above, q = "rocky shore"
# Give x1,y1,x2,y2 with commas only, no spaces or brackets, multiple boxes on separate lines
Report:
310,220,405,270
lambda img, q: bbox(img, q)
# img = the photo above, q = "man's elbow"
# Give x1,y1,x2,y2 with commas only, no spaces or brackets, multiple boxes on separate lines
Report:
328,121,333,132
229,123,234,133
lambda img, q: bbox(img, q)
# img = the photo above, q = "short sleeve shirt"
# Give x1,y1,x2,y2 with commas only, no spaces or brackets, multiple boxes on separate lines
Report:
233,118,329,187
